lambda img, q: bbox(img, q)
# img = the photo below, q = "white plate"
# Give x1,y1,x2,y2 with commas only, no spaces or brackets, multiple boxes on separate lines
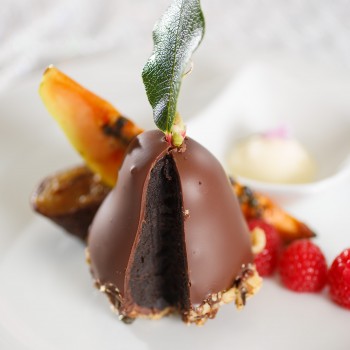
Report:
1,53,350,350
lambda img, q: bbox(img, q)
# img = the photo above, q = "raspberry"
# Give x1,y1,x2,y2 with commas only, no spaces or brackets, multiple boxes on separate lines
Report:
279,239,327,292
328,249,350,309
248,219,281,277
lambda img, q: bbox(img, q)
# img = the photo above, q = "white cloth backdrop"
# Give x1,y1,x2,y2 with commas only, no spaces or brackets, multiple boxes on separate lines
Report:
1,0,350,92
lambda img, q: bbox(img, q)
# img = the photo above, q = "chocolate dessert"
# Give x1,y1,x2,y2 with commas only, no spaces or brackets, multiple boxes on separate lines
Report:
88,130,261,325
31,0,265,326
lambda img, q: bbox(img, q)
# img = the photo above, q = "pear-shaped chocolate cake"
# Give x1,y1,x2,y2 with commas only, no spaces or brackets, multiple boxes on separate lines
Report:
31,0,262,326
88,130,261,324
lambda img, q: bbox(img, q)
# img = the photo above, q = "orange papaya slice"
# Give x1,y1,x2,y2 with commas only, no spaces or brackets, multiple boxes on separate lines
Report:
231,178,315,243
39,66,143,187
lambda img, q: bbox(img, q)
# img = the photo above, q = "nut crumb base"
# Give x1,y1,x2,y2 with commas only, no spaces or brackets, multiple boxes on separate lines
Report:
92,263,262,326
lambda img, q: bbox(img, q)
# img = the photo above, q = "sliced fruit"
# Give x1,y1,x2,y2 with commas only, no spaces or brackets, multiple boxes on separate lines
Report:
39,66,143,186
230,177,315,243
31,165,110,240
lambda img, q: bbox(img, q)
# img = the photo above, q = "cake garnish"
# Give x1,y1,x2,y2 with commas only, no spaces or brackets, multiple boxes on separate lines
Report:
142,0,204,146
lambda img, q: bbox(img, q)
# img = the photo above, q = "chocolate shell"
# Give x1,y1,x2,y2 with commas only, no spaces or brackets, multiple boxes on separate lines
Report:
88,130,261,325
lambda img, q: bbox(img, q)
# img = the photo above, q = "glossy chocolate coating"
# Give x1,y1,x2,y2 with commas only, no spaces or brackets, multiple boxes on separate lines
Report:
88,130,253,309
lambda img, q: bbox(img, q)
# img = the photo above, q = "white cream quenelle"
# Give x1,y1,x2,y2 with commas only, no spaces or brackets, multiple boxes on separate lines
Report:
228,130,316,185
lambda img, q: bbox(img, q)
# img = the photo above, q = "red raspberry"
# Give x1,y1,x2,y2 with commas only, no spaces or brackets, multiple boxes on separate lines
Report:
328,249,350,309
248,219,281,277
278,239,327,292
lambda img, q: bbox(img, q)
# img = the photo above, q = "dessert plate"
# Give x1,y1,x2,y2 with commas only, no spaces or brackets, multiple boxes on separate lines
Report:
1,52,350,350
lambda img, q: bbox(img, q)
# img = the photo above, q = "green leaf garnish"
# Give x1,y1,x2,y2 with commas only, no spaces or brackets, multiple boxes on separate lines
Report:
142,0,205,137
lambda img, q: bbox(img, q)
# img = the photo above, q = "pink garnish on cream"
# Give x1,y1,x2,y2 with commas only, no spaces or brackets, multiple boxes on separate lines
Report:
262,124,291,139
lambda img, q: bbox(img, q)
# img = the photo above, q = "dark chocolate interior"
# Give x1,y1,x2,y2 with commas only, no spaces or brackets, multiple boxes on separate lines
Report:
128,155,190,311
